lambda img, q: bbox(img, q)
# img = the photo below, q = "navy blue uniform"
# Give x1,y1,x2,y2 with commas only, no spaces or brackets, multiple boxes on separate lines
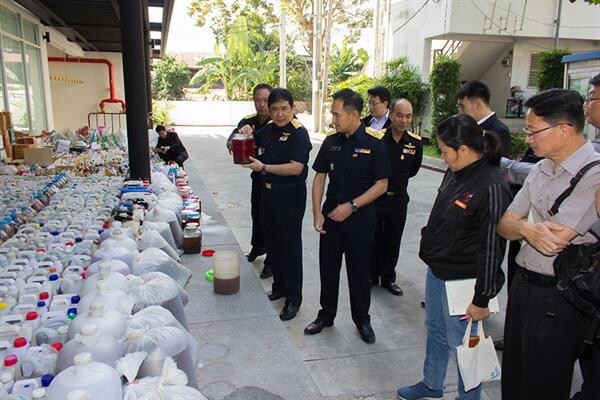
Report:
312,124,390,326
370,128,423,285
254,119,312,306
230,114,271,261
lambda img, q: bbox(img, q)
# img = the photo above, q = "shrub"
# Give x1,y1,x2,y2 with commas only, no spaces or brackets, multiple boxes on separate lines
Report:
430,56,460,145
536,48,571,90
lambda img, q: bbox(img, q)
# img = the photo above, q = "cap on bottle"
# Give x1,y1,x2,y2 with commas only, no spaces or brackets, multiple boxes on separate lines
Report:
48,274,59,281
37,301,46,307
50,343,63,352
13,337,27,348
25,311,38,321
40,373,54,387
0,303,6,311
70,295,81,304
4,355,17,366
39,292,50,300
67,307,77,316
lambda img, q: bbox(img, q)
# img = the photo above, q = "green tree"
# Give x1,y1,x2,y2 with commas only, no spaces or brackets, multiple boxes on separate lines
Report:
430,56,461,145
190,16,279,100
332,73,376,114
536,48,571,90
376,58,429,134
188,0,277,48
151,55,191,100
328,42,368,86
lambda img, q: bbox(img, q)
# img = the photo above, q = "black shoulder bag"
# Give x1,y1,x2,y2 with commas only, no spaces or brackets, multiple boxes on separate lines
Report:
551,160,600,344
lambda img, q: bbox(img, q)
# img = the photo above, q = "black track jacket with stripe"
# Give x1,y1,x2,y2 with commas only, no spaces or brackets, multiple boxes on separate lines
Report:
419,157,512,308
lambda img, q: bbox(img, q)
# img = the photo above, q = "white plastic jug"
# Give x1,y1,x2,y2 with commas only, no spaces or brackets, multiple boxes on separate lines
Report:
80,263,130,295
56,325,123,373
67,303,126,340
47,353,122,400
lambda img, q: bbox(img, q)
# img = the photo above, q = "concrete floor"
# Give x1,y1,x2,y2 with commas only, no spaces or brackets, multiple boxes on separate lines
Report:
177,125,582,400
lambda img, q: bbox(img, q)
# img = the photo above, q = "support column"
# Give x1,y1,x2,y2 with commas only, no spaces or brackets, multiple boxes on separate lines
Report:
144,26,153,128
120,0,151,180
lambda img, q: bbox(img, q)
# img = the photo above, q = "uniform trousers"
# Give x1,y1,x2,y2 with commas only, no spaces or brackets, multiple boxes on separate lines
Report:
250,174,270,266
317,202,375,326
502,267,589,400
260,182,306,306
370,191,408,285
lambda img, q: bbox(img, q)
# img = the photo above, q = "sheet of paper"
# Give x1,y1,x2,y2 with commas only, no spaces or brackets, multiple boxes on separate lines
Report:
445,278,500,316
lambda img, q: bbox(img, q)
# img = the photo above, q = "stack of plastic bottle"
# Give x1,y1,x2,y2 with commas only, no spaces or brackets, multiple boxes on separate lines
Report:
0,165,207,400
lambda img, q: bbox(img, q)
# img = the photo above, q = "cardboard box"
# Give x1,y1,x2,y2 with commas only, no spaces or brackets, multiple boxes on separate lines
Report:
12,143,34,159
24,147,54,166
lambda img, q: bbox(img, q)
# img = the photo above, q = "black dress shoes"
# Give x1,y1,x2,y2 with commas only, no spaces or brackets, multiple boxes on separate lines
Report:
279,303,300,321
259,264,273,279
381,282,404,296
268,291,284,301
246,248,265,262
357,324,376,344
304,319,333,335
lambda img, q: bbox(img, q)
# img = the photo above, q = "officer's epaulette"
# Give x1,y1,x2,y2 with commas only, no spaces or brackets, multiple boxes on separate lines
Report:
406,130,422,141
244,112,257,120
291,119,302,129
365,127,385,140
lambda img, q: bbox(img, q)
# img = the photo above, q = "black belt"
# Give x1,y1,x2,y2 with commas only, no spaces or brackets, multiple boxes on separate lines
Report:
517,266,557,287
264,181,305,190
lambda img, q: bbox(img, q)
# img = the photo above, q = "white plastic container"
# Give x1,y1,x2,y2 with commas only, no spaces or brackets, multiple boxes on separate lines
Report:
11,337,29,362
47,353,122,400
55,325,122,373
67,304,126,340
11,377,39,398
66,388,89,400
0,371,14,392
80,264,130,295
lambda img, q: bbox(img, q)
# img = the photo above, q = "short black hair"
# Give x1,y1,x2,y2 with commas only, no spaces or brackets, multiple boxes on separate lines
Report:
437,114,502,166
524,89,585,132
456,80,491,104
332,88,364,114
367,86,391,107
155,124,166,133
268,88,294,108
589,74,600,87
253,83,273,96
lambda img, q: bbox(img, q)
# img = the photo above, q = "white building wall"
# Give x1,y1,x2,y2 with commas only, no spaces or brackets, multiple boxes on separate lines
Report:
511,38,599,98
47,48,125,130
479,48,513,116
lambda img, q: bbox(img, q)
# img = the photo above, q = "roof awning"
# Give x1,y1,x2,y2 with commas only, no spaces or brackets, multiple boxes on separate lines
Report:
13,0,173,58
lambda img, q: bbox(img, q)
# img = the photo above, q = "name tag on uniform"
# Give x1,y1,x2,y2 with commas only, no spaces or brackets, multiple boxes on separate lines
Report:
258,147,265,155
355,148,371,154
329,145,341,151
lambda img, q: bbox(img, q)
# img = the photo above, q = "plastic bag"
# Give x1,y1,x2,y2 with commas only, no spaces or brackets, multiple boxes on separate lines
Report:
78,280,136,315
141,221,177,252
91,246,137,272
100,229,139,255
135,249,191,287
144,208,182,249
116,351,148,384
122,357,207,400
150,173,176,195
138,231,180,262
129,272,189,328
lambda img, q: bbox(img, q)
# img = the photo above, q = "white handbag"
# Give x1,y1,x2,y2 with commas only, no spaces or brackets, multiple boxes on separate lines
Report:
456,320,502,392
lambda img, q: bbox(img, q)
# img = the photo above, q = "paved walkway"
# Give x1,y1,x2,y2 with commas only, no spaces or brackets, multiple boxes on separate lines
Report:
177,125,582,400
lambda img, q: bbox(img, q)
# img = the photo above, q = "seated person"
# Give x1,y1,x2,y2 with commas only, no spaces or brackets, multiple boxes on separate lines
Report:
153,125,189,167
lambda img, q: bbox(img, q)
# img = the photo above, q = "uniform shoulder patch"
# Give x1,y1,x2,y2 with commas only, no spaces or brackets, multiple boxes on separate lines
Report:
365,127,385,140
406,130,422,140
244,112,257,120
291,119,303,129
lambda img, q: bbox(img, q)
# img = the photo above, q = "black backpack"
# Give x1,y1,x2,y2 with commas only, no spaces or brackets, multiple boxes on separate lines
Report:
552,160,600,344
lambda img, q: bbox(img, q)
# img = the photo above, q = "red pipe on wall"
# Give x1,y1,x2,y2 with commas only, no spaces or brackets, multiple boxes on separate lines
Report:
48,57,126,112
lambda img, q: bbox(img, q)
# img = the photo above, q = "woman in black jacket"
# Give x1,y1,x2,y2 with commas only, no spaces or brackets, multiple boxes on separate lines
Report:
153,124,189,167
396,114,512,400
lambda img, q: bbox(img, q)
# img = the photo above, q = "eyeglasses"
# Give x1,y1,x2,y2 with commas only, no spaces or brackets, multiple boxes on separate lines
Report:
585,95,600,103
368,101,383,107
521,122,572,138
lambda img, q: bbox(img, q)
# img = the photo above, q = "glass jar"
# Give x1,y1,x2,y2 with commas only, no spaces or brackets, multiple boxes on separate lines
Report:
183,223,202,254
231,134,255,164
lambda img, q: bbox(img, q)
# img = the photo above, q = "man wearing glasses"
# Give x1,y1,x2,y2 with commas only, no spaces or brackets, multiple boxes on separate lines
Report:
497,89,600,399
362,86,392,130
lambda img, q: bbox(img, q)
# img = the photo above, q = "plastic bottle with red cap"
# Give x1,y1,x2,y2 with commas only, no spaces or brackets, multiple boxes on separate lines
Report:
10,337,28,367
2,354,19,378
23,311,41,332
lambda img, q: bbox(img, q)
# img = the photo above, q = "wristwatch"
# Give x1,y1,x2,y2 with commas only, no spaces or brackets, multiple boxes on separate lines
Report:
261,164,267,175
351,200,358,212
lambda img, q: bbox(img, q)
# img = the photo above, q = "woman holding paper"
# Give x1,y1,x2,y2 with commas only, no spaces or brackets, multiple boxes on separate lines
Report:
396,114,512,400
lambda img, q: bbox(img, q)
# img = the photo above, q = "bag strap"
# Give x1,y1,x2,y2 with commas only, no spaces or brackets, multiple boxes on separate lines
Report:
462,319,473,346
549,160,600,216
